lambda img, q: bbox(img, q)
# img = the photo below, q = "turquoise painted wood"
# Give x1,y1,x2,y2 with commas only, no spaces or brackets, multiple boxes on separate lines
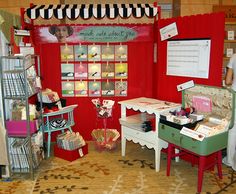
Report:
41,104,78,157
158,84,234,156
159,123,228,156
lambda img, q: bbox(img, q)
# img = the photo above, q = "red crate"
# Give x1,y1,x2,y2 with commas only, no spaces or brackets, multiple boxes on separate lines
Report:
54,143,88,161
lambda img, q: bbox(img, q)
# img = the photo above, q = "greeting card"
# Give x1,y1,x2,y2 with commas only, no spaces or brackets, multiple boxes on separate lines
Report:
115,81,127,96
101,45,115,61
102,81,115,96
102,63,115,78
75,63,88,79
89,81,101,97
115,63,128,79
115,45,127,61
61,63,74,80
62,81,74,97
60,45,74,61
88,63,101,79
192,96,212,112
74,45,88,61
88,45,101,61
75,81,88,97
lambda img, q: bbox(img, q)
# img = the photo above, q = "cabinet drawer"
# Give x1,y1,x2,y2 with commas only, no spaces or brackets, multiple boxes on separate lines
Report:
122,125,157,142
159,123,228,156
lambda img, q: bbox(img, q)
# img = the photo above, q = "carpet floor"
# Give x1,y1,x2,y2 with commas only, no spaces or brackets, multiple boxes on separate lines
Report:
0,141,236,194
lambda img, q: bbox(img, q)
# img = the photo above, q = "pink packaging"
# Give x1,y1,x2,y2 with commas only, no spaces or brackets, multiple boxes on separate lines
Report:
6,120,38,137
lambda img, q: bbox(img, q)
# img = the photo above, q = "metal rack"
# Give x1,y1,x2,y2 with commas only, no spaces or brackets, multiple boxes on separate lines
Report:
0,54,43,179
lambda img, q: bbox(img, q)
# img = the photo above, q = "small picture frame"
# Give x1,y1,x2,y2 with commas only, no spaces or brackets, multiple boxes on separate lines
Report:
226,48,234,58
228,31,235,40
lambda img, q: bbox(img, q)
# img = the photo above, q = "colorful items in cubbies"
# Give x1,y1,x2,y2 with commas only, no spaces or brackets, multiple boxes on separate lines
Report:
60,44,128,97
91,99,120,151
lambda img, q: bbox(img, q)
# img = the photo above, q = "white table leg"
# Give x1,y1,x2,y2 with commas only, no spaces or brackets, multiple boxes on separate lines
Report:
121,134,126,157
154,146,161,172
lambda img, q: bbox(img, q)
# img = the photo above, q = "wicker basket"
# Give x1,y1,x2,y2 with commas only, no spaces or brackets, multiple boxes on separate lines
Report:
91,128,120,151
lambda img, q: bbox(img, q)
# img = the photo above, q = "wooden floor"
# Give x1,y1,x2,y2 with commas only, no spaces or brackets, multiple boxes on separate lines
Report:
0,141,236,194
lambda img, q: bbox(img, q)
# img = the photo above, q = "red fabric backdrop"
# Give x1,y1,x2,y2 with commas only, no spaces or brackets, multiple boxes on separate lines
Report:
34,12,225,140
36,41,154,140
155,12,225,102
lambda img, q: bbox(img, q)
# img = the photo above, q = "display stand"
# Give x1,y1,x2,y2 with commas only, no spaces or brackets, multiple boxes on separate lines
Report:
92,104,119,151
98,111,111,147
0,55,43,179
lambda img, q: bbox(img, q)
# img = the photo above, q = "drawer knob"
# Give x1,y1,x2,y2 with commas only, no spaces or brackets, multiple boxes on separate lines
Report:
171,133,175,137
161,125,165,129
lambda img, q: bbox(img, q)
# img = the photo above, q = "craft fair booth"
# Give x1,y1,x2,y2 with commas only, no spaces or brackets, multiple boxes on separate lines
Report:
20,4,225,142
21,3,160,141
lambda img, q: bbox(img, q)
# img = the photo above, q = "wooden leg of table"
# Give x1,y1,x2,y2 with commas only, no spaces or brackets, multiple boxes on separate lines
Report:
155,146,161,172
121,130,126,157
167,143,173,176
198,156,206,193
217,151,223,179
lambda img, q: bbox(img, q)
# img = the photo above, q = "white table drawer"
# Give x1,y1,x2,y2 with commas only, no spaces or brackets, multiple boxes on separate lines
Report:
122,125,157,142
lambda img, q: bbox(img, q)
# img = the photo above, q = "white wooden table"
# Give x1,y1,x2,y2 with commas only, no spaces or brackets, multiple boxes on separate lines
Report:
118,97,181,172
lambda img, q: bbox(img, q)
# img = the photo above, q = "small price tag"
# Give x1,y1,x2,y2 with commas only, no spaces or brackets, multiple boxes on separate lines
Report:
78,148,84,157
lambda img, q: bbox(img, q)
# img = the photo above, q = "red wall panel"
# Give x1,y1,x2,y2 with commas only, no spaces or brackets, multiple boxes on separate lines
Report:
35,12,225,140
155,12,225,102
38,41,154,140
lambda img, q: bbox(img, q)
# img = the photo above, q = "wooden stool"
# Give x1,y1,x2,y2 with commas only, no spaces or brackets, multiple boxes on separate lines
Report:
166,143,223,193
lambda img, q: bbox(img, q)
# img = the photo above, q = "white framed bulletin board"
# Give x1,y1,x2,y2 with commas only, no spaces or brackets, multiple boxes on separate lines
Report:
167,38,211,78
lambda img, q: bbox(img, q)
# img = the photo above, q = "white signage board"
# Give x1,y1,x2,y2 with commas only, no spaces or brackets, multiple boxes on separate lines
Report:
160,22,178,41
167,39,211,79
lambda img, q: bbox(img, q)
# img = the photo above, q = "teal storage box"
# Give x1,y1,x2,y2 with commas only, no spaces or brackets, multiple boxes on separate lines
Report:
158,84,234,156
159,122,228,155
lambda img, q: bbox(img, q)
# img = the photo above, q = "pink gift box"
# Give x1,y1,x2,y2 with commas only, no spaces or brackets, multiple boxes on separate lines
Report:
6,120,38,137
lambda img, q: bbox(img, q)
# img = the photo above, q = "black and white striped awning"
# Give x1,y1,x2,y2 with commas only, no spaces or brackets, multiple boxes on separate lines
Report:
26,4,159,20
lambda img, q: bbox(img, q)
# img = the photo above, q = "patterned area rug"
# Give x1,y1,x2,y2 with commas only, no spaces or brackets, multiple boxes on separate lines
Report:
0,142,236,194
